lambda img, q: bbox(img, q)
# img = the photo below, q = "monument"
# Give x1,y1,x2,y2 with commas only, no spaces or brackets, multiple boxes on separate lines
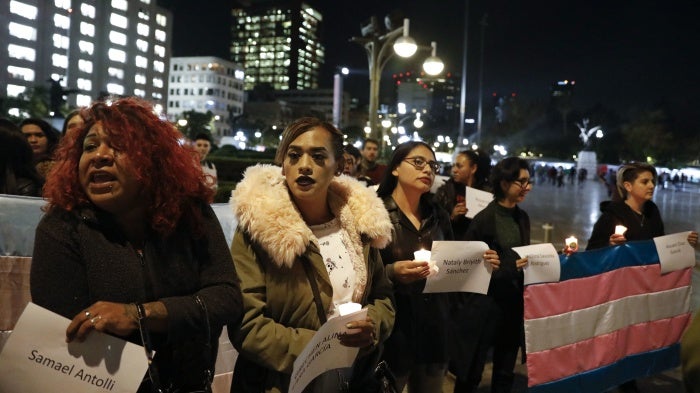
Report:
576,118,602,180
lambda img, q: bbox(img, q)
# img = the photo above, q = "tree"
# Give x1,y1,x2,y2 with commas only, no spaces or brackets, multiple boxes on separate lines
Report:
176,110,214,140
620,109,673,164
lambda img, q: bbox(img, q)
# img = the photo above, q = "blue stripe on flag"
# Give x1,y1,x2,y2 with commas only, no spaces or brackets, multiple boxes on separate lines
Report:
558,240,659,281
528,344,680,393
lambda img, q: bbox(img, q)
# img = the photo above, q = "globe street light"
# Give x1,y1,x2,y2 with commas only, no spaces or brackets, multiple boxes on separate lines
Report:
352,16,444,144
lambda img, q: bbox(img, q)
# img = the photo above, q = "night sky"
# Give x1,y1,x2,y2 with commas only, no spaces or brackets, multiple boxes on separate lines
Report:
158,0,698,114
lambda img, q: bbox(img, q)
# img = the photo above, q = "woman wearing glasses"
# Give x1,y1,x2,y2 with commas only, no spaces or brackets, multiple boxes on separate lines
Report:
376,141,499,392
461,157,531,393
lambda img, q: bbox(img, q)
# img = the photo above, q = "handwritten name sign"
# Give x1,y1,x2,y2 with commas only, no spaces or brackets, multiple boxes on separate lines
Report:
465,187,494,219
423,241,492,294
653,231,695,274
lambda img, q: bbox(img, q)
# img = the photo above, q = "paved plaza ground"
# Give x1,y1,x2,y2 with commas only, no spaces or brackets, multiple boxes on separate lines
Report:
438,177,699,392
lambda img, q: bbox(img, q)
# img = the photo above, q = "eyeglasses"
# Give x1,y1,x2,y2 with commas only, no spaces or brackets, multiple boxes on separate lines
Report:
404,157,441,174
513,178,533,189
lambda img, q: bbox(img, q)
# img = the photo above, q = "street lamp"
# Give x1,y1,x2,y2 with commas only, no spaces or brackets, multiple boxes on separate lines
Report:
352,16,444,143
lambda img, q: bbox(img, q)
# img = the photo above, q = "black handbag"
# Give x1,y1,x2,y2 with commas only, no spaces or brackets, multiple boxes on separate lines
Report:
136,296,214,393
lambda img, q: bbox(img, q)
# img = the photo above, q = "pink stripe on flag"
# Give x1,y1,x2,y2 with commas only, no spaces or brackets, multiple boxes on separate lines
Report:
524,265,690,320
526,313,691,387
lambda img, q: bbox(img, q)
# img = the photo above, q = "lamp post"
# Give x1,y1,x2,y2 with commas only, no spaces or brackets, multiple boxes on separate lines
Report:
352,17,444,145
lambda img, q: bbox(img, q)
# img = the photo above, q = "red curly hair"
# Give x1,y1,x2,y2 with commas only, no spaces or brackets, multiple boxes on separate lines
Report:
43,97,215,236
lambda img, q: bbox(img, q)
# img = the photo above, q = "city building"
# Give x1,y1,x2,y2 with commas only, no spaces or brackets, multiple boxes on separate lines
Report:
1,0,172,116
167,56,245,140
392,70,460,135
230,0,324,91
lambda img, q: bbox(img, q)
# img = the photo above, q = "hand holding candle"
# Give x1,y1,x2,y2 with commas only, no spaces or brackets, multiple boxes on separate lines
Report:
615,225,627,235
413,249,439,275
563,236,579,255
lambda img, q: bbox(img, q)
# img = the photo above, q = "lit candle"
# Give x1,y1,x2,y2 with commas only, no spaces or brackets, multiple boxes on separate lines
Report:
338,302,362,316
615,225,628,235
413,249,432,262
565,236,578,250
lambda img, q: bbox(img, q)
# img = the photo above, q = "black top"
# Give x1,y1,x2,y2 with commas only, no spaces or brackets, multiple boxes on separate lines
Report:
586,200,665,250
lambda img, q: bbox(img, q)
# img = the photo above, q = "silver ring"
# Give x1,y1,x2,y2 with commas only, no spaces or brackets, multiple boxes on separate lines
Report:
84,310,92,319
90,315,101,325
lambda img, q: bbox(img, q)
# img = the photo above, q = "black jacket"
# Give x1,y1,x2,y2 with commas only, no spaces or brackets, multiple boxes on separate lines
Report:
379,195,454,372
586,200,664,250
31,203,243,391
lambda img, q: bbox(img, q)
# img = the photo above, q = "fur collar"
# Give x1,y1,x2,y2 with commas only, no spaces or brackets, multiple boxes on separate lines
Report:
230,164,392,268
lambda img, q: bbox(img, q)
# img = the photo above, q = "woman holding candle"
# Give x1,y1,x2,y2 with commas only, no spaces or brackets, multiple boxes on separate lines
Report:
461,157,531,393
376,141,499,392
587,162,698,250
229,117,396,392
586,162,697,393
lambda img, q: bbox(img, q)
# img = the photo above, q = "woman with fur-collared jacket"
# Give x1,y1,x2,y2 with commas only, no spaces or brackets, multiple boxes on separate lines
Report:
229,117,395,393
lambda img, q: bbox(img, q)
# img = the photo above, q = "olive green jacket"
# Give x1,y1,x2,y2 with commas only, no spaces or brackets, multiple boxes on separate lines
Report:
229,165,395,393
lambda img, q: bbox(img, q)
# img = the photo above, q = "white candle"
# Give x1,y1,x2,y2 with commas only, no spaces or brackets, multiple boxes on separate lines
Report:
413,249,431,262
565,236,578,249
615,225,628,235
337,302,362,316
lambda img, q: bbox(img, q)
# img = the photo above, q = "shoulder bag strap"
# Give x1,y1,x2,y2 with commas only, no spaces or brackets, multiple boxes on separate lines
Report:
301,258,328,324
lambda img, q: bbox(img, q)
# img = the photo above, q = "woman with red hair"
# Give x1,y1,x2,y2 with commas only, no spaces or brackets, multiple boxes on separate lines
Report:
31,97,243,392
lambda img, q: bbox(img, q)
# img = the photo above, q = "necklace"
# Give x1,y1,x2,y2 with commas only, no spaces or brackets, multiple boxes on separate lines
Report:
632,211,645,227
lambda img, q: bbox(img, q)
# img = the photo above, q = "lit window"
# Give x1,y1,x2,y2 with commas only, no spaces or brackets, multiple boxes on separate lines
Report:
7,84,26,97
80,22,95,37
140,0,151,4
106,83,124,95
7,66,35,81
8,44,35,61
110,13,128,29
135,74,146,84
136,39,148,52
78,40,93,55
108,67,124,79
9,22,37,41
135,56,148,68
54,14,70,29
76,94,91,107
155,29,166,42
137,23,149,36
52,53,68,68
138,9,149,20
10,1,38,20
154,45,165,58
52,33,69,49
109,30,127,46
156,14,167,27
77,78,91,91
78,59,92,73
153,60,164,73
152,78,163,88
111,0,128,11
81,3,95,18
54,0,70,10
108,48,126,63
134,88,145,97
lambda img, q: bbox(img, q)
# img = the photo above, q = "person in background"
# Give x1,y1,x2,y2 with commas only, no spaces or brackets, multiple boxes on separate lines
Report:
19,118,61,179
194,132,218,190
30,97,243,392
463,157,532,393
434,149,492,240
359,138,386,184
229,117,395,392
0,119,44,196
343,144,374,186
586,162,697,393
61,109,85,136
376,141,499,392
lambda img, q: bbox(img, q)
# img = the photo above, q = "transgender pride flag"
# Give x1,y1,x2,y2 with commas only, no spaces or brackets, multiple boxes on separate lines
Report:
524,240,693,393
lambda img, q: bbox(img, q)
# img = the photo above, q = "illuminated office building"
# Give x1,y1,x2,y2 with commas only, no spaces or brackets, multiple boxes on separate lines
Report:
1,0,172,116
230,0,324,91
167,56,246,140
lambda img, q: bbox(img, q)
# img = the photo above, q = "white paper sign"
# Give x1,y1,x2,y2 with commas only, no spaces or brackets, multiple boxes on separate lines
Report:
465,186,494,219
653,231,695,274
0,302,148,393
289,308,368,393
512,243,561,285
423,241,492,294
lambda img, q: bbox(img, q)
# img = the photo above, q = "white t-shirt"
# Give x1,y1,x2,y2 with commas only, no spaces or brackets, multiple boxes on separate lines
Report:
201,161,217,190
